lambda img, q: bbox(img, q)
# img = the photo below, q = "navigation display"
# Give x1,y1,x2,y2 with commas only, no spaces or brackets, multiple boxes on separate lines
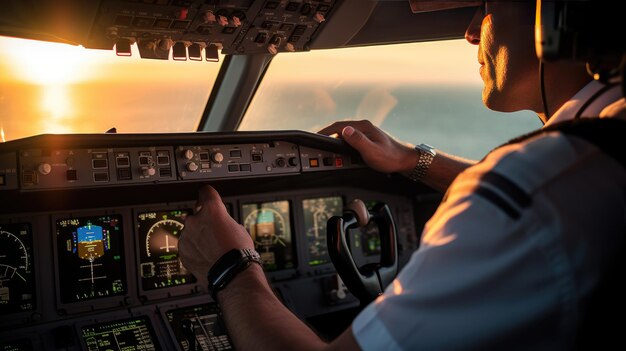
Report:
55,215,126,303
81,316,161,351
165,304,233,351
0,223,35,314
137,210,196,291
302,197,343,265
241,201,294,271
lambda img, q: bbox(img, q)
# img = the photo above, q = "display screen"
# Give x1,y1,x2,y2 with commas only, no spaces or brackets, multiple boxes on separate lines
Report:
81,316,161,351
165,304,234,351
0,223,35,314
348,201,381,257
356,222,381,257
137,210,196,291
55,215,126,303
241,201,294,271
0,338,34,351
302,197,343,265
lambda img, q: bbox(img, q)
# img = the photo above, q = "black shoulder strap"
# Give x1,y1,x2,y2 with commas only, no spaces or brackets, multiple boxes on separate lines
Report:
498,118,626,169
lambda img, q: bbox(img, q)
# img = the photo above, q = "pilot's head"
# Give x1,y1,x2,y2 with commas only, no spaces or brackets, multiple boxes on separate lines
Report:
410,0,623,118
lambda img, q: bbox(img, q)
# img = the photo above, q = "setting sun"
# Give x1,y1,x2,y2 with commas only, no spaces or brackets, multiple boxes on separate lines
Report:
2,37,106,84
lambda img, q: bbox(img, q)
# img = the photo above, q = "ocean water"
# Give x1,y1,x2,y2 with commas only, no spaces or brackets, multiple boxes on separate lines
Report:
242,84,542,160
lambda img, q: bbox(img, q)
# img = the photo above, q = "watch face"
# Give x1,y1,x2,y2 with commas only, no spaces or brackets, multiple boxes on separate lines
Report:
417,143,436,156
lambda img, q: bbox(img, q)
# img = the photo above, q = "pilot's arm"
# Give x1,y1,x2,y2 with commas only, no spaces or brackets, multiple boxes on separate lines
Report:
318,120,476,192
180,130,622,349
178,185,360,351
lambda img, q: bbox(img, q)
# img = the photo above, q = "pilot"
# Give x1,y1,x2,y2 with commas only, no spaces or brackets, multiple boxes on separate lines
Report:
179,1,626,349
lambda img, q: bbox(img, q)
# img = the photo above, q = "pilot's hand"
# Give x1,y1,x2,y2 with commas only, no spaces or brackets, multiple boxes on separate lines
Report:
318,120,417,174
179,185,254,285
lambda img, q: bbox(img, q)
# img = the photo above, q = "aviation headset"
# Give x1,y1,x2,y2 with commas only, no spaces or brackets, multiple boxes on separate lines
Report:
536,0,626,116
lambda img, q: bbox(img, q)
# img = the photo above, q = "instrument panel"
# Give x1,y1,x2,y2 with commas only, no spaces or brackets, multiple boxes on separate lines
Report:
0,223,35,315
0,131,437,350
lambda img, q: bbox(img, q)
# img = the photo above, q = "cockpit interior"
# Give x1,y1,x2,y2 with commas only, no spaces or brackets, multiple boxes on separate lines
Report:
0,1,545,350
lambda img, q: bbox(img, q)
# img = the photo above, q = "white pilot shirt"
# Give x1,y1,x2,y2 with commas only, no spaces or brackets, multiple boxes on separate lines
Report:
352,81,626,350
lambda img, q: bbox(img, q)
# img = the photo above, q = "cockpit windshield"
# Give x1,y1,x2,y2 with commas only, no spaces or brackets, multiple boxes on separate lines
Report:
1,36,540,159
0,36,223,141
241,40,541,159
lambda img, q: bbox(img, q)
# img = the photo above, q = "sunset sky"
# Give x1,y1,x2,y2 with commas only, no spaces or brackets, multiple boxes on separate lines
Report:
0,35,481,142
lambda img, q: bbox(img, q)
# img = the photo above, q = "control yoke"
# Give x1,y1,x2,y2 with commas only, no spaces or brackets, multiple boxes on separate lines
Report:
327,199,398,305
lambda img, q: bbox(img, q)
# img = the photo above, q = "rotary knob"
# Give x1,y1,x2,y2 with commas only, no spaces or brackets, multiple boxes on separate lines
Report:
141,166,156,177
211,152,224,163
183,149,194,160
37,163,52,175
186,162,199,172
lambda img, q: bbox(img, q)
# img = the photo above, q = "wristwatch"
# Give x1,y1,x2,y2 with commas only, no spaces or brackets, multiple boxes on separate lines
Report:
408,143,436,182
207,248,263,300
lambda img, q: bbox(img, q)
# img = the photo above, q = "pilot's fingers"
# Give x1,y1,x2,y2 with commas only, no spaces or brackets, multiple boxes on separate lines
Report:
317,120,375,136
341,126,376,153
317,121,351,136
195,185,227,216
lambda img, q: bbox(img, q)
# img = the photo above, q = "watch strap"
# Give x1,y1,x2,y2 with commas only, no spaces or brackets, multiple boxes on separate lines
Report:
207,248,263,300
408,143,436,182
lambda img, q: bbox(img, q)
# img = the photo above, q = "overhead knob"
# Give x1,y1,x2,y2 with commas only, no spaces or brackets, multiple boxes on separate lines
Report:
37,163,52,175
313,12,326,23
217,15,229,27
183,149,194,160
211,152,224,163
204,10,216,24
186,162,199,172
141,166,156,177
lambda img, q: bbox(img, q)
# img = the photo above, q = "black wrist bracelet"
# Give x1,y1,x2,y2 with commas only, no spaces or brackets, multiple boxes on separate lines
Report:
207,248,263,301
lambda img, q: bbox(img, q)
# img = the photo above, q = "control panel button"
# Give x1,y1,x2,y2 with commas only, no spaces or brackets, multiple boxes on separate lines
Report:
288,157,299,167
157,154,170,165
251,153,263,162
66,170,77,181
227,164,239,172
92,159,108,169
159,168,172,177
22,171,37,185
117,168,132,180
275,157,286,167
229,149,242,158
116,156,130,167
93,172,109,182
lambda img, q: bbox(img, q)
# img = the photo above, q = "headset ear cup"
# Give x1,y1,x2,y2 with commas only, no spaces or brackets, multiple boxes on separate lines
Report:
345,199,370,227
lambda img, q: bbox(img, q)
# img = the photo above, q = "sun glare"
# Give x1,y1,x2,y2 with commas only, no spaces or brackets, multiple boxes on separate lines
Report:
2,37,108,84
41,84,72,121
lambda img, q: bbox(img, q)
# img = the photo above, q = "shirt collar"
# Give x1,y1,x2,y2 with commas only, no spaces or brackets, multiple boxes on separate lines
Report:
544,80,623,127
